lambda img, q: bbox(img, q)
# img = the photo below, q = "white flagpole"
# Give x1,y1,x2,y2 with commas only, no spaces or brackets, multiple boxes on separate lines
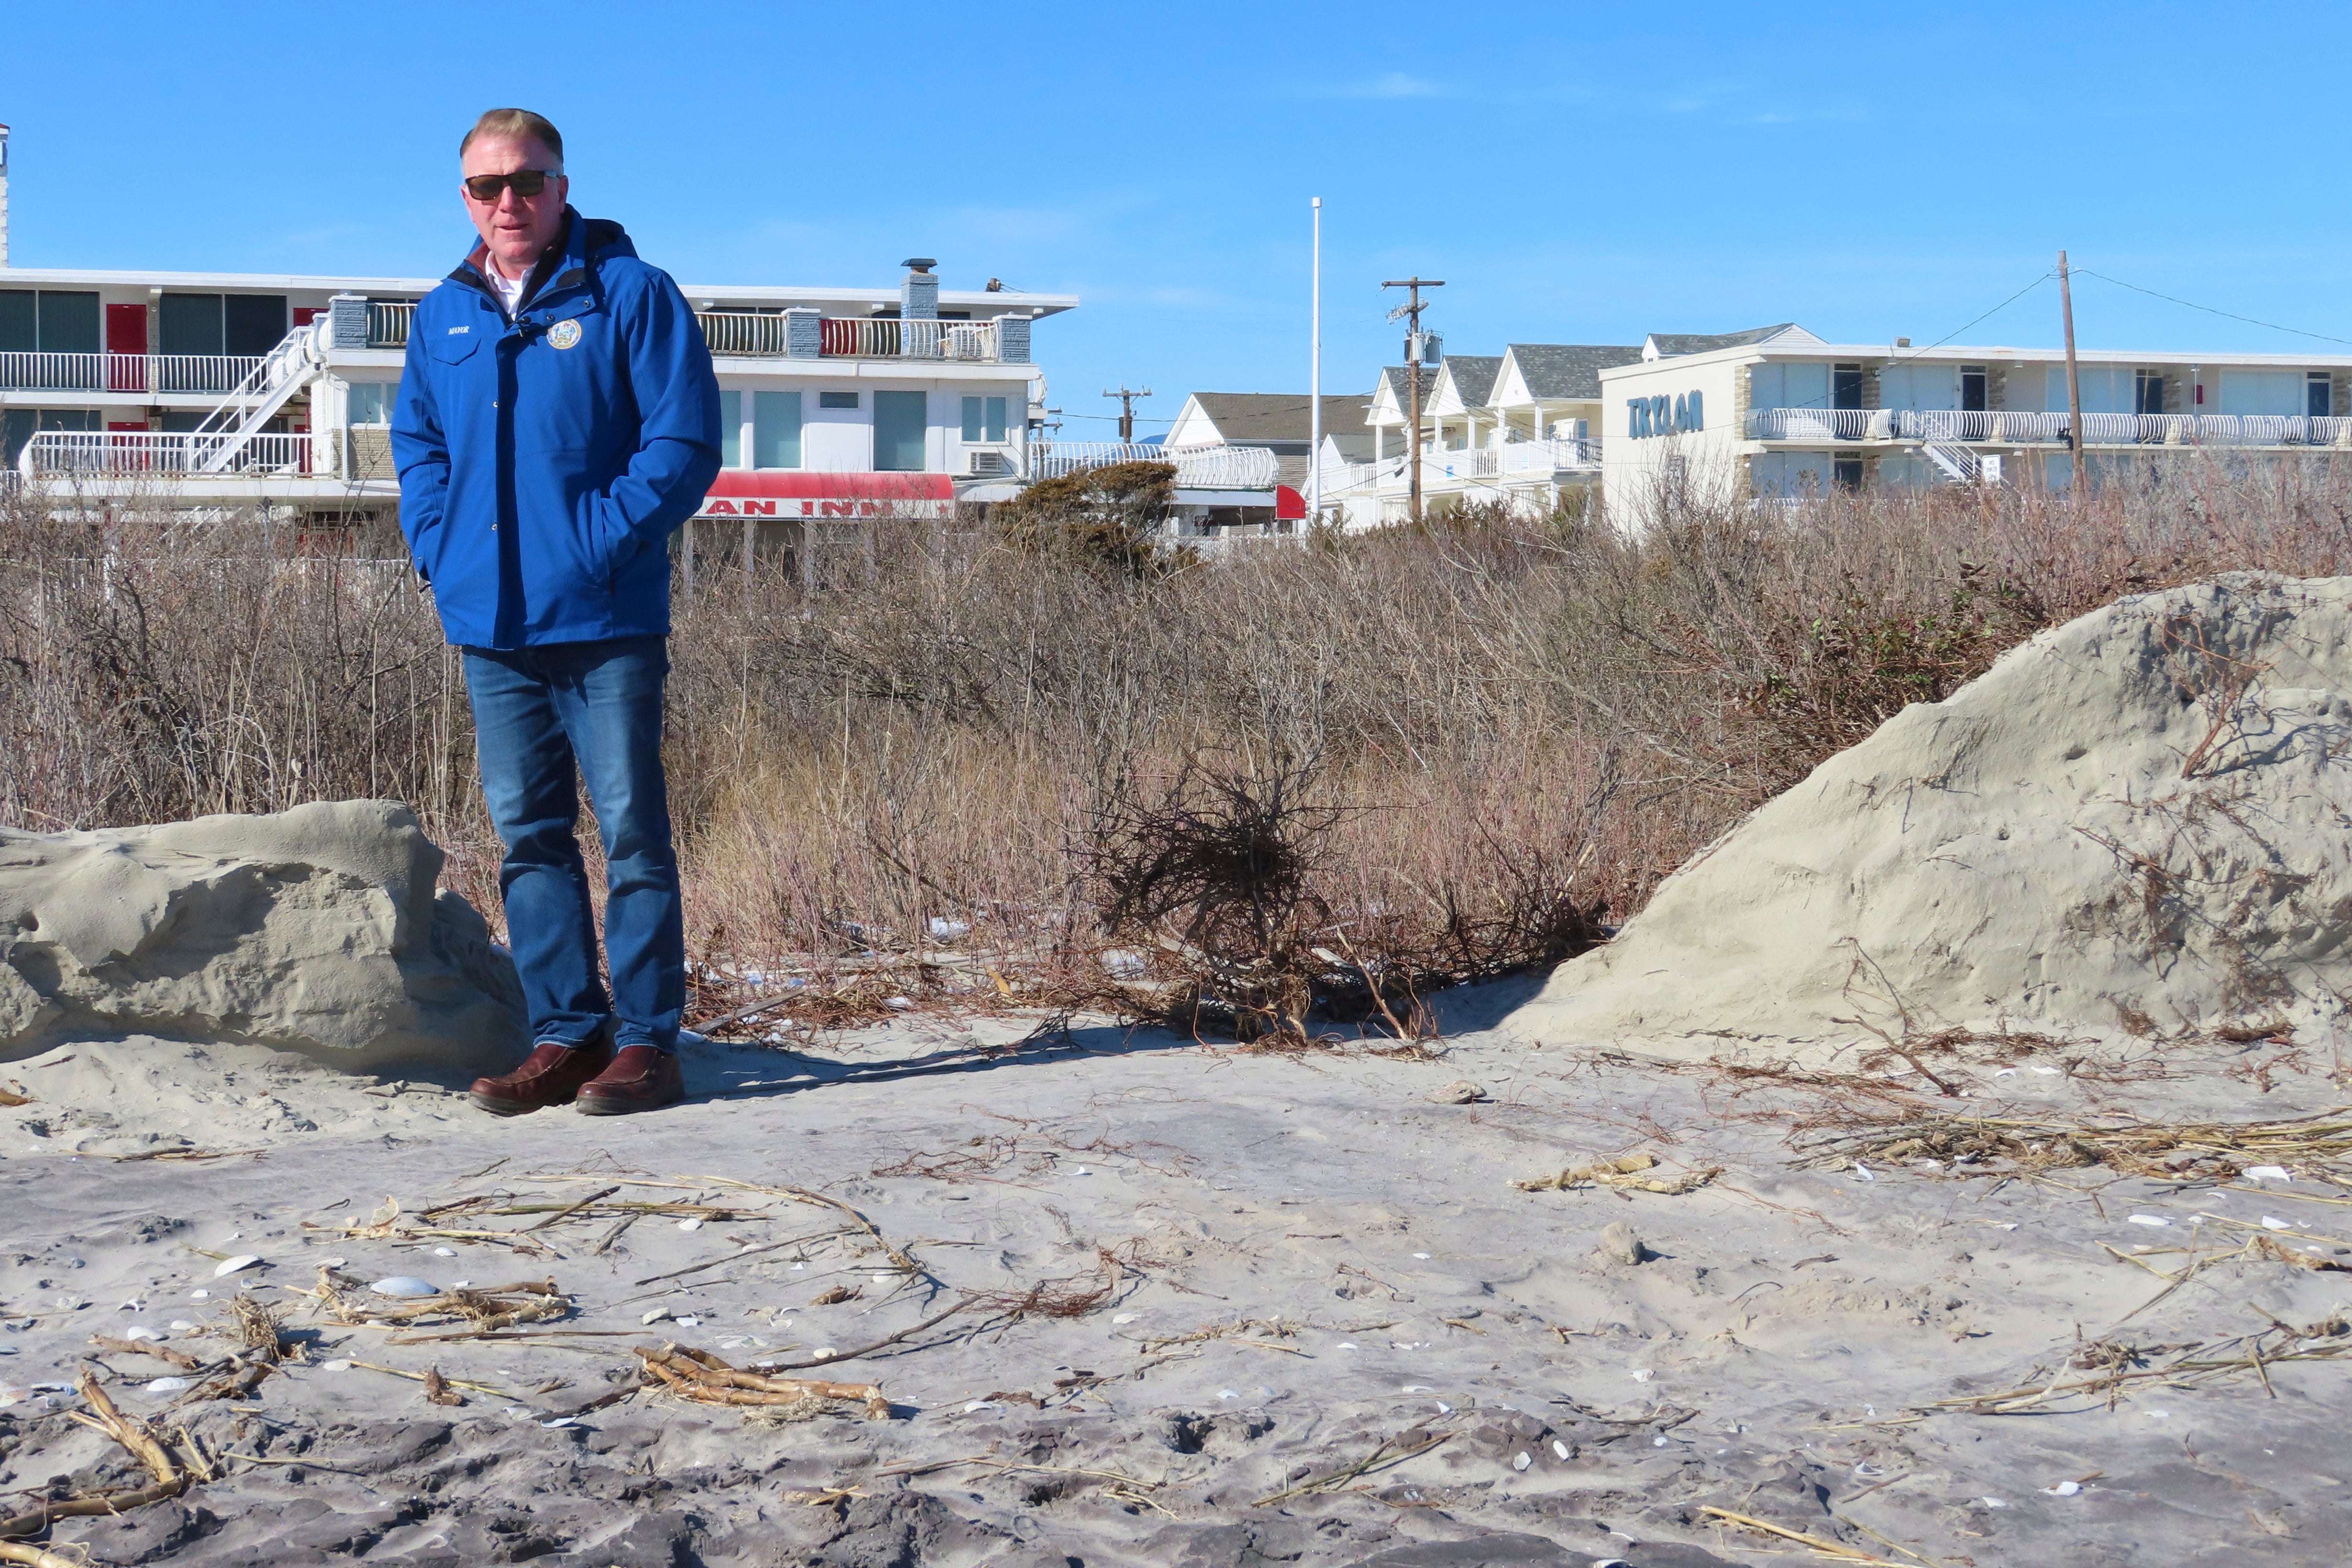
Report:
1309,196,1322,531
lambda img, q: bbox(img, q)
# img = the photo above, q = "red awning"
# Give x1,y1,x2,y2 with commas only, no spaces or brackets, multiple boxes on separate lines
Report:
697,471,953,519
1274,484,1306,520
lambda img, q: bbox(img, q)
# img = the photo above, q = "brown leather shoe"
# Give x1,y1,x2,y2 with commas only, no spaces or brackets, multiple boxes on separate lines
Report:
575,1045,685,1116
468,1039,616,1116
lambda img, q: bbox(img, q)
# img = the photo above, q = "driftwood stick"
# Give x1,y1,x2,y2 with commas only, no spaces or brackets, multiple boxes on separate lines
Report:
528,1186,621,1232
89,1335,203,1372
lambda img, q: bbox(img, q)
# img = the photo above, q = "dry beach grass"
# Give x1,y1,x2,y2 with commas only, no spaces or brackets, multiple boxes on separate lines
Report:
10,454,2352,1038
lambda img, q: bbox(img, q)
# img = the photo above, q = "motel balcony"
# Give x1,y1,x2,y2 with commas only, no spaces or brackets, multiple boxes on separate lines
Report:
0,305,1034,391
21,429,321,478
359,301,1030,364
1746,406,2352,448
0,350,268,395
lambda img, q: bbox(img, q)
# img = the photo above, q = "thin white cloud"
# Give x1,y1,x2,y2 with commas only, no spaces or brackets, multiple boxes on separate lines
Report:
1315,72,1450,100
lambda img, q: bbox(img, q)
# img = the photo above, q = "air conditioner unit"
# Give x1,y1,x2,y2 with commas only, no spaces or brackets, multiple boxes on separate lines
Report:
969,451,1010,478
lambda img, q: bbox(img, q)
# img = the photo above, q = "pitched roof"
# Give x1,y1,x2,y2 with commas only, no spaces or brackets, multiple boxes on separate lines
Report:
1183,392,1375,446
1377,365,1439,403
1434,355,1503,409
1501,343,1645,400
1643,323,1814,359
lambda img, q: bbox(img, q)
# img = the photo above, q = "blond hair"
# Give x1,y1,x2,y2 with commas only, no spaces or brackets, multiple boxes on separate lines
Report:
460,109,565,167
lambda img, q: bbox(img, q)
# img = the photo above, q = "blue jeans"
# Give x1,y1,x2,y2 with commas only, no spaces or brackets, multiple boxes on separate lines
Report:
462,636,683,1055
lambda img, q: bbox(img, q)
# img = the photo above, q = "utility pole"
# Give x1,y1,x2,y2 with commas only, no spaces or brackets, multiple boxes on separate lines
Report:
1309,198,1322,532
2059,249,2086,498
1103,385,1152,444
1382,276,1444,523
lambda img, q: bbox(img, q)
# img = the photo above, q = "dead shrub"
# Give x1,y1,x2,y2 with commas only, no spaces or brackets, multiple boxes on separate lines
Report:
992,459,1186,577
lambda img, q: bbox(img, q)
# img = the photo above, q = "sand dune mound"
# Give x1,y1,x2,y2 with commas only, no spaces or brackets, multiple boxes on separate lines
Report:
1507,573,2352,1059
0,799,522,1067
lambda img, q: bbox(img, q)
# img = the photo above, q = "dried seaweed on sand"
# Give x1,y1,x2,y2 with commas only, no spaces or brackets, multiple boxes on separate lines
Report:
1513,1153,1720,1194
635,1343,889,1420
1794,1111,2352,1184
0,1372,192,1550
1922,1314,2352,1415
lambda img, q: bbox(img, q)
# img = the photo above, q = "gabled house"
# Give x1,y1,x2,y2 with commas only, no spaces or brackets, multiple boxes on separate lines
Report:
1364,365,1439,463
1424,356,1502,454
1487,343,1645,443
1163,391,1377,489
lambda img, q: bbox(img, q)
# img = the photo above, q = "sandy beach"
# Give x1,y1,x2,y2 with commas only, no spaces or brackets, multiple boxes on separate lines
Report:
6,982,2347,1568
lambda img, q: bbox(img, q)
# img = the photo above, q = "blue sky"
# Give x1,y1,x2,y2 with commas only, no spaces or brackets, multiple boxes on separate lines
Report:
6,1,2350,435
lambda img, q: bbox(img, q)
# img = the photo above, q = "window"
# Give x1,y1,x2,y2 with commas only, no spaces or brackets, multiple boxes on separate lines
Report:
960,395,1008,444
819,390,859,410
2310,373,2333,418
719,389,742,466
873,390,927,472
161,294,223,357
0,290,98,353
2135,369,2167,416
1960,366,1988,413
226,295,288,355
159,294,288,357
1833,452,1864,491
346,382,396,425
1833,364,1864,411
754,390,801,468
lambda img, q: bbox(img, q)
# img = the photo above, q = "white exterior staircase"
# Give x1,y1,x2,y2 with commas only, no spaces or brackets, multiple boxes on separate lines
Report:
1920,439,1982,486
188,317,331,473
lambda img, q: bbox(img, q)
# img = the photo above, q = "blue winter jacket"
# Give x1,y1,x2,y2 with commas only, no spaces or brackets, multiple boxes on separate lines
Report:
391,210,721,648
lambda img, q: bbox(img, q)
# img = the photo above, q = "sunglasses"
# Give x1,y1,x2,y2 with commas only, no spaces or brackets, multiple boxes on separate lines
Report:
464,169,559,202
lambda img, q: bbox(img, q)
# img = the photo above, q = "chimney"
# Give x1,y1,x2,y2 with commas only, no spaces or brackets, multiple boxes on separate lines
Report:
900,257,938,321
0,123,11,268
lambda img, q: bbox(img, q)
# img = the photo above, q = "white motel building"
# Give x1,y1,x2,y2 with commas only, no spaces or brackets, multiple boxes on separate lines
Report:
0,121,1111,544
1318,318,2352,530
1597,323,2352,517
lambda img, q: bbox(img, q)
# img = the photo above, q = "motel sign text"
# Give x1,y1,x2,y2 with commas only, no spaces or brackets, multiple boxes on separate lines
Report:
1627,390,1703,439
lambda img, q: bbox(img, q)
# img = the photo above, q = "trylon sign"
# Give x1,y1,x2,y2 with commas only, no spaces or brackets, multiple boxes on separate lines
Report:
1627,391,1703,439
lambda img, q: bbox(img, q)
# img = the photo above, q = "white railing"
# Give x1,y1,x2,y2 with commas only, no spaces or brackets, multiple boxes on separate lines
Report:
0,351,265,395
1747,408,1879,441
1032,441,1282,490
1892,409,2352,447
21,430,318,478
1318,456,1400,494
1318,439,1603,494
698,311,790,356
367,301,414,349
1453,436,1602,477
1898,410,2000,442
819,317,1000,361
693,312,1004,361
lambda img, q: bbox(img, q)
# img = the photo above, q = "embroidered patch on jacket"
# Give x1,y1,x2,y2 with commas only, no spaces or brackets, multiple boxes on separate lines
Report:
548,320,583,350
448,325,470,334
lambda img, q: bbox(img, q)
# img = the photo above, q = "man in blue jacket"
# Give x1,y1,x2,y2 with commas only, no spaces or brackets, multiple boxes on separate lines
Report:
392,108,721,1116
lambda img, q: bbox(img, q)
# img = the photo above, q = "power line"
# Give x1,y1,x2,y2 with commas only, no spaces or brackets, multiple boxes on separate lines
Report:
2073,268,2352,349
1769,269,2055,412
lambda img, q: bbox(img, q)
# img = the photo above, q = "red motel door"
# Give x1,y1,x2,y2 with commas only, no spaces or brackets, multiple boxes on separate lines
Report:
105,303,147,392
